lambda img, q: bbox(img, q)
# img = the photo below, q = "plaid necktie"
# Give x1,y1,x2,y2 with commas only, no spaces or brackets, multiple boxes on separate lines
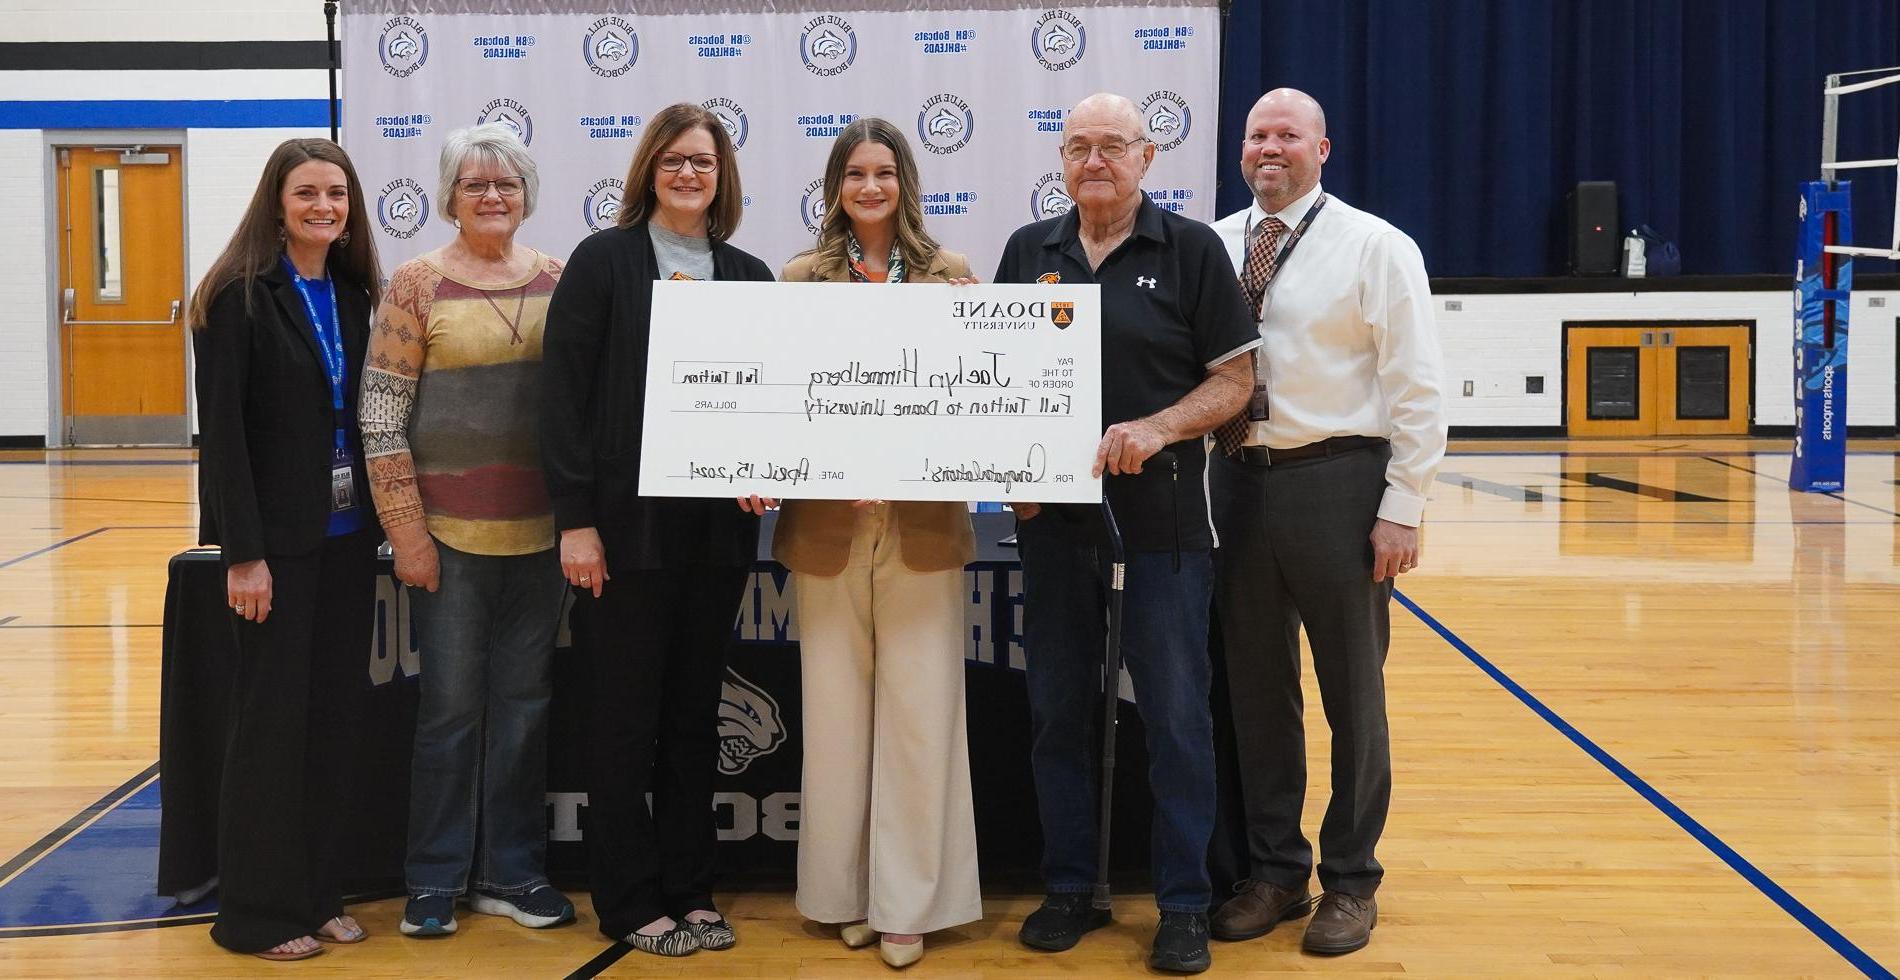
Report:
1214,217,1287,455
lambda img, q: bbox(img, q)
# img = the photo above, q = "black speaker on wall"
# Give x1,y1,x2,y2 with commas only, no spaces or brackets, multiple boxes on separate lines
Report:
1568,180,1619,276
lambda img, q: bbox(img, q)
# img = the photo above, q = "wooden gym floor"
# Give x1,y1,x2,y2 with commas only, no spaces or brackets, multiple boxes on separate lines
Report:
0,439,1896,978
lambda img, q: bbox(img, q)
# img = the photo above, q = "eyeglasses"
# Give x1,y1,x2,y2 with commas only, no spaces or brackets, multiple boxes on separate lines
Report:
658,153,719,174
1060,137,1150,163
457,177,526,198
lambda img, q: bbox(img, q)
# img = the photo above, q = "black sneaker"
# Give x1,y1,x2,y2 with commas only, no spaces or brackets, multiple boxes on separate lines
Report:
1019,893,1111,952
1150,911,1212,973
470,885,576,928
400,894,457,937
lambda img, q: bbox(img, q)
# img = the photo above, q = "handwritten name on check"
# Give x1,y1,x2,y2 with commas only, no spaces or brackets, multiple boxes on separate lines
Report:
639,281,1103,503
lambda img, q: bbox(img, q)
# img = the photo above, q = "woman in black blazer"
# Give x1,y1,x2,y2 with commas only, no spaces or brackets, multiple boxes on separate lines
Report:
188,138,383,962
540,103,772,958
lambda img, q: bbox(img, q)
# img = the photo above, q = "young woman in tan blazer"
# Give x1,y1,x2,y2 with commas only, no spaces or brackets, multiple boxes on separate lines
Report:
740,117,981,969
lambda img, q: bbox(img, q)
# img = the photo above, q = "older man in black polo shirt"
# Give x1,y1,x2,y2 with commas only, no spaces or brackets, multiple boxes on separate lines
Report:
995,92,1257,975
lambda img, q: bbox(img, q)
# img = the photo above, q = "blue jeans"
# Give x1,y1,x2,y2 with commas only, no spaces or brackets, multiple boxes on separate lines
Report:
1017,518,1217,913
405,540,566,897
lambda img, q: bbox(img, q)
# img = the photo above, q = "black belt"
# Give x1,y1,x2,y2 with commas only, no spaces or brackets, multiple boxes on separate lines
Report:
1233,435,1386,467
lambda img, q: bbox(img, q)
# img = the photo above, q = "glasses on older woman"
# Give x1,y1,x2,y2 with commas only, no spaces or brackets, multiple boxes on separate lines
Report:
456,176,526,198
658,153,719,174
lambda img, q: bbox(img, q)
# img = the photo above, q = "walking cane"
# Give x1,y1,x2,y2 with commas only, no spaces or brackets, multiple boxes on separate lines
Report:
1091,450,1177,913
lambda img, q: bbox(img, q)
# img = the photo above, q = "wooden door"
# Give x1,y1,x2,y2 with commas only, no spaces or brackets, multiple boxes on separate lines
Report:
1566,326,1657,437
1657,325,1751,436
1566,323,1752,437
57,146,187,446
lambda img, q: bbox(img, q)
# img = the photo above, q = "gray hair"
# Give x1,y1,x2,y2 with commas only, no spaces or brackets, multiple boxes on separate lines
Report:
436,123,539,221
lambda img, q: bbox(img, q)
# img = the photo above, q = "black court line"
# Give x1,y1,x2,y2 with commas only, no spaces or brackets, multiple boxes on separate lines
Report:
0,764,157,886
0,495,195,507
1702,456,1900,518
1567,471,1727,503
0,460,195,467
0,529,110,570
0,623,163,629
1396,591,1894,979
566,939,634,979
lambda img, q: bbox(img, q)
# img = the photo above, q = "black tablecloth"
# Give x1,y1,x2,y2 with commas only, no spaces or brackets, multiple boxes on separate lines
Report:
157,514,1162,896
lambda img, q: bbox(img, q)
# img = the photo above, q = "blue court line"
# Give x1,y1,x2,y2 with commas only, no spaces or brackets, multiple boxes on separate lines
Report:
1395,590,1895,979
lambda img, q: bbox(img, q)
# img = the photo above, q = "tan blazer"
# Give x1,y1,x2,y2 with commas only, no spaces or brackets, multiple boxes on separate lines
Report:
774,247,979,576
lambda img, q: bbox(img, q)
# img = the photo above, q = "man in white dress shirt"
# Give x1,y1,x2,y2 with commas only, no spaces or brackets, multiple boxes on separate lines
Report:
1204,88,1446,956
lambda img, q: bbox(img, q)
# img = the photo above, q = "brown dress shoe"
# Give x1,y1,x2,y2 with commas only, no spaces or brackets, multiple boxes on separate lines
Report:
1301,892,1376,954
1209,880,1313,941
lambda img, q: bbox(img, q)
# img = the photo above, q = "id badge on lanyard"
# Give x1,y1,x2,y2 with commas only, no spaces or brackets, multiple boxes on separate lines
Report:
284,256,356,514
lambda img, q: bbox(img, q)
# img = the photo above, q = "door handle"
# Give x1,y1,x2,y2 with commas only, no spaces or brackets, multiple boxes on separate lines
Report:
61,287,75,323
63,298,183,327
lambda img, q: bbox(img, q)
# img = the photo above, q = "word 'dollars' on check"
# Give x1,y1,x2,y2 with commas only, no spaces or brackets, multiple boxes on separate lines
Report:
640,281,1103,503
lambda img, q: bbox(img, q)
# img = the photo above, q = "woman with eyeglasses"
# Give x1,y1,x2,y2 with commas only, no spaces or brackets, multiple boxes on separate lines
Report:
740,117,983,970
359,123,574,940
539,103,773,958
189,137,381,962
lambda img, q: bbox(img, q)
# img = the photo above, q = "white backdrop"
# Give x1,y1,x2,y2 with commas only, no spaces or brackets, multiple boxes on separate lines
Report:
342,0,1221,280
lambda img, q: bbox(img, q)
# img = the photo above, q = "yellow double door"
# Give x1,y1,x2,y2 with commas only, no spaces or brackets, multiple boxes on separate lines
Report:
1565,323,1753,437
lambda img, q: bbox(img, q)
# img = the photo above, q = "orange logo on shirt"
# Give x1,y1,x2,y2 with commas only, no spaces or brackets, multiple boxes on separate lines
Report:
669,271,697,281
1036,272,1061,284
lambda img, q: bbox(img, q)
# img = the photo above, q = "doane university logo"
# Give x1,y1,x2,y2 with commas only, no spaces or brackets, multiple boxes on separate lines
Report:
800,14,857,76
377,178,429,240
477,97,535,146
1050,301,1075,329
1030,9,1086,71
582,16,638,77
379,16,429,77
916,93,974,155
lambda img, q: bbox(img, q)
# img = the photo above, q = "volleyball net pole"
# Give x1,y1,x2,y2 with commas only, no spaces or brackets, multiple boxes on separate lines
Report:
1791,65,1900,492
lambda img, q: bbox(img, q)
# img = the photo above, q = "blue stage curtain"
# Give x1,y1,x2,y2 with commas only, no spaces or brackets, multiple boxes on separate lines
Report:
1218,0,1900,276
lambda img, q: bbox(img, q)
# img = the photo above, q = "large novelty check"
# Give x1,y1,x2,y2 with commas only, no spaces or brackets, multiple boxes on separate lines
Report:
639,281,1102,502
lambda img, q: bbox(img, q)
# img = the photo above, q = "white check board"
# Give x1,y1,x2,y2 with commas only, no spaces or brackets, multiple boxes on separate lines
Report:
639,281,1102,503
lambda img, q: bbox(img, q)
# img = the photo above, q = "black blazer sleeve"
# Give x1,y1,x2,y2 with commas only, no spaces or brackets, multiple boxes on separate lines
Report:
541,231,617,532
193,280,269,564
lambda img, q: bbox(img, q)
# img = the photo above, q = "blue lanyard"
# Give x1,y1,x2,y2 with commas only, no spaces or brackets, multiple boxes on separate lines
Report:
280,254,349,449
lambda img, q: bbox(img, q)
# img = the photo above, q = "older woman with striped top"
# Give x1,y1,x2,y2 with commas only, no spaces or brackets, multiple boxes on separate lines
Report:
360,123,573,938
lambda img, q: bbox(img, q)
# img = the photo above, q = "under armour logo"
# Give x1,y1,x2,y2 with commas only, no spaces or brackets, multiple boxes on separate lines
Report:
1136,276,1157,288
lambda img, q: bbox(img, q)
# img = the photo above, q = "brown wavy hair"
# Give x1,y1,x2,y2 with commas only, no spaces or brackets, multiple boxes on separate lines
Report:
187,138,381,328
800,117,940,274
616,103,744,242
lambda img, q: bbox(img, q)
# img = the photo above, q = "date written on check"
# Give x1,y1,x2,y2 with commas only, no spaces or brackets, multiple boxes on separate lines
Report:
639,281,1103,502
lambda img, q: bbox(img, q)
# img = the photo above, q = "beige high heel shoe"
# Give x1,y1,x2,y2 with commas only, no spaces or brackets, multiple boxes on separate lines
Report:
878,935,924,969
839,922,879,948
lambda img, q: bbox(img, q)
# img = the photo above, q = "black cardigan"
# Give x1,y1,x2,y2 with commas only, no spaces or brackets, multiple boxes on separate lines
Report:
193,264,374,565
540,222,774,570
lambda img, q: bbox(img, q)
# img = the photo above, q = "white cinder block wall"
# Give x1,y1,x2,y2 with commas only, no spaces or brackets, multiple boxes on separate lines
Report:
0,130,51,439
1,1,327,440
1435,289,1899,429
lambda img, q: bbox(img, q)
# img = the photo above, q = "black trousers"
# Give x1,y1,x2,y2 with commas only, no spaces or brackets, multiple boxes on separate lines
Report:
575,565,748,938
1209,445,1393,900
210,529,379,953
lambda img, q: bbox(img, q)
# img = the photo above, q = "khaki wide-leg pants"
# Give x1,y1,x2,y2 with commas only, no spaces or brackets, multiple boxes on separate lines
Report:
792,505,983,935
